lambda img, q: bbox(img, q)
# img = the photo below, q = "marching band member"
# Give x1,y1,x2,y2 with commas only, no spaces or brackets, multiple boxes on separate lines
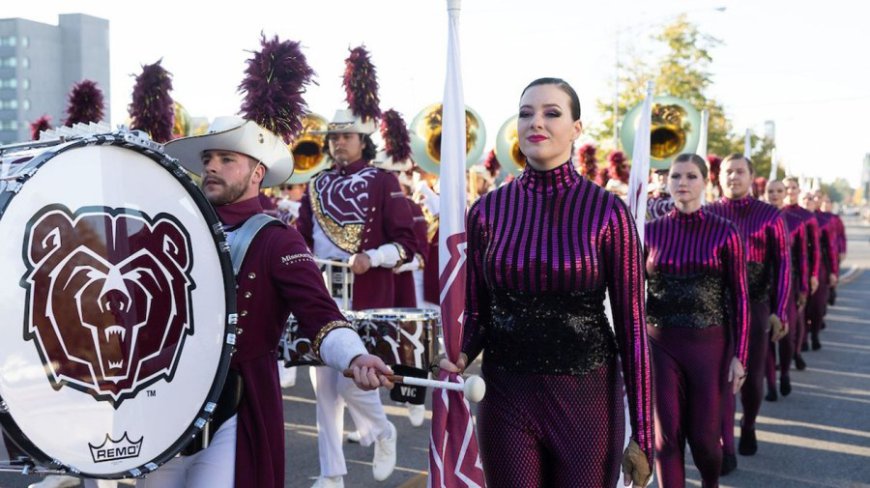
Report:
646,168,674,220
819,193,846,306
783,177,821,370
706,154,790,472
764,179,807,401
645,153,749,488
147,36,390,488
439,77,653,487
297,107,415,487
803,190,839,350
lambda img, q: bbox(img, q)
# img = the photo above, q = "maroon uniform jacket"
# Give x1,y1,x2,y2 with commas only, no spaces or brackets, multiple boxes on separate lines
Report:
298,159,417,310
217,197,348,488
394,199,429,307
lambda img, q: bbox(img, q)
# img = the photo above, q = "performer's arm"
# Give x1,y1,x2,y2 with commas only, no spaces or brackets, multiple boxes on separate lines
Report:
806,218,821,282
603,198,654,464
363,173,417,268
770,214,792,322
796,226,809,296
724,227,751,366
268,227,366,369
461,200,491,364
296,187,315,250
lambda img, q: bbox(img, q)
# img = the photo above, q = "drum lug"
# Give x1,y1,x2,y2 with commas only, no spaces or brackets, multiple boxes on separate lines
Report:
228,313,238,326
204,401,217,414
0,400,7,413
226,333,237,345
119,129,164,153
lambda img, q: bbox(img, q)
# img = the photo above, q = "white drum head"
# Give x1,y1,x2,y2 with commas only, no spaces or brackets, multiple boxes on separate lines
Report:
0,138,235,478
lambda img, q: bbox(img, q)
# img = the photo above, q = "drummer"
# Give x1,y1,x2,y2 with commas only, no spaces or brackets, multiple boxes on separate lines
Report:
297,108,418,487
145,116,392,488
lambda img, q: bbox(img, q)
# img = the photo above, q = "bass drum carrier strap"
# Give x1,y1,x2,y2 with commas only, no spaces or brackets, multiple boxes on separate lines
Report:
182,213,283,456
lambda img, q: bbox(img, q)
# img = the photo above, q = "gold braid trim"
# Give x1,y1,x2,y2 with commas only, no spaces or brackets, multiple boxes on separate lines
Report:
312,320,356,360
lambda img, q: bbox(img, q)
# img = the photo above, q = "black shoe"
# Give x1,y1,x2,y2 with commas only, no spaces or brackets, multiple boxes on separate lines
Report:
739,427,758,456
721,453,738,475
795,355,807,371
812,335,822,350
765,389,778,402
780,376,792,396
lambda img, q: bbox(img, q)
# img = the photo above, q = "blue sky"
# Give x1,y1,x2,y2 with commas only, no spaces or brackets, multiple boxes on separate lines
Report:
6,0,868,185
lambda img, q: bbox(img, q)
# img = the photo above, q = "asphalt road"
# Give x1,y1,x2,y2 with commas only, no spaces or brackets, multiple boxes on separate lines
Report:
4,216,869,488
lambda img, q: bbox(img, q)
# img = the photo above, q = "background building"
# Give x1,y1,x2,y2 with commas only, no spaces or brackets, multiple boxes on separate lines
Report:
0,14,109,144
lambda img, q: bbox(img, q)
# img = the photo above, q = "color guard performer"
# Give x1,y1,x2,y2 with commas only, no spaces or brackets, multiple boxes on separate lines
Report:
645,153,749,488
706,154,790,472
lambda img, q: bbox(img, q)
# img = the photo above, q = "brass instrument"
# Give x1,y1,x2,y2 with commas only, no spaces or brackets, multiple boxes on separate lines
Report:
495,115,525,176
409,103,486,175
620,96,701,170
287,113,330,184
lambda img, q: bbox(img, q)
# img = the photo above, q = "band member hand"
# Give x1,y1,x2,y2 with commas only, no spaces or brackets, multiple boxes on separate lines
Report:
432,352,468,377
728,357,746,395
798,292,807,309
621,439,652,487
348,354,394,390
829,273,838,287
810,276,819,295
349,252,372,274
769,314,788,342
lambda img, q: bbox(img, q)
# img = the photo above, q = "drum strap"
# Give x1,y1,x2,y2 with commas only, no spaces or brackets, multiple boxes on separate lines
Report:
228,213,282,275
182,213,280,457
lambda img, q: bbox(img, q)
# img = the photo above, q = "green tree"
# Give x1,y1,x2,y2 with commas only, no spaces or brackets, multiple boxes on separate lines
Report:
592,15,773,168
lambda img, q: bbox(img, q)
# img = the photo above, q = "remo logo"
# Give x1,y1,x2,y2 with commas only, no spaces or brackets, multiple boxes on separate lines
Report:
20,205,196,408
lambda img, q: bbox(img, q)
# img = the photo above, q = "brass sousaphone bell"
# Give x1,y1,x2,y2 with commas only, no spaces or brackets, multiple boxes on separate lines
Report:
620,96,701,170
287,113,330,184
495,115,526,177
409,103,486,175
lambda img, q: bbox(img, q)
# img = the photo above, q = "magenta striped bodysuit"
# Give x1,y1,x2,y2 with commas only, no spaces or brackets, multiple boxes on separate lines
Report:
461,161,653,486
706,196,791,449
783,204,821,355
644,207,750,488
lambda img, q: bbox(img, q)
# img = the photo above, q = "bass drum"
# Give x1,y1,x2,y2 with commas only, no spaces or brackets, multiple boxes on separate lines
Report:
0,131,236,478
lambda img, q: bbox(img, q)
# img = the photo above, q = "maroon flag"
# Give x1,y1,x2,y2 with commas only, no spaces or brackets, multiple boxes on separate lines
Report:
428,1,485,487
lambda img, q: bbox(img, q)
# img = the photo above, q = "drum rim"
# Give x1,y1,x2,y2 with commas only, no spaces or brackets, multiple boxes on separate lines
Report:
0,133,238,479
362,307,441,320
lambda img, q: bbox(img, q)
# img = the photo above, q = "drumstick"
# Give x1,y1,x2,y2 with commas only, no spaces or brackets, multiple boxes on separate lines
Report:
342,370,486,403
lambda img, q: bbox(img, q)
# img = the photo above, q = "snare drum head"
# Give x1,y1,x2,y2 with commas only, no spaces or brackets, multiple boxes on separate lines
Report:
0,139,234,477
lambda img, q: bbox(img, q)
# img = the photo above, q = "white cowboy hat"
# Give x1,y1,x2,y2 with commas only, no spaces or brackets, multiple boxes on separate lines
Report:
164,116,294,187
315,109,377,135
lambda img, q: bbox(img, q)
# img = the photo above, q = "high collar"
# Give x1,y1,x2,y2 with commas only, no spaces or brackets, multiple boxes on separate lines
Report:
215,196,263,227
669,206,706,223
517,160,581,194
719,195,753,211
333,159,370,176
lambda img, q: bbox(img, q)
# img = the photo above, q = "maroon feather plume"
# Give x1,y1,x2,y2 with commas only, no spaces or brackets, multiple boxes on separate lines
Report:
708,153,722,193
576,143,598,182
608,150,629,184
239,34,317,143
343,46,381,121
65,80,104,126
484,149,501,178
380,109,411,163
29,114,52,141
128,59,174,143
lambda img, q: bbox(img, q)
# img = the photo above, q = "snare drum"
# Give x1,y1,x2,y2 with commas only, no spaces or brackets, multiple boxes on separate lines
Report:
0,131,235,478
280,308,439,371
355,308,439,370
278,310,361,367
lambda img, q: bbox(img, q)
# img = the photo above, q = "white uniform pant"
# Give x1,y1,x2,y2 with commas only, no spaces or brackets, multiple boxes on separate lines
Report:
137,415,237,488
312,367,390,477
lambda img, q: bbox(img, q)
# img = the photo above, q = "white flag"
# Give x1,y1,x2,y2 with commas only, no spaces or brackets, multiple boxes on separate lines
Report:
744,128,752,158
628,81,654,242
769,147,778,180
